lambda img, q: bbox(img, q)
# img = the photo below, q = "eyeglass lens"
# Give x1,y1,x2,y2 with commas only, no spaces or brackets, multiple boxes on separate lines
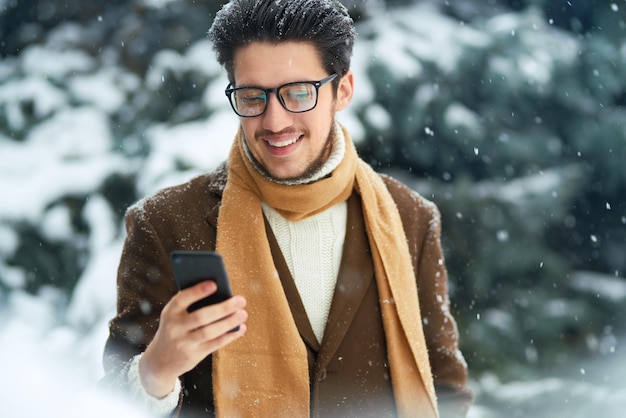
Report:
232,82,317,117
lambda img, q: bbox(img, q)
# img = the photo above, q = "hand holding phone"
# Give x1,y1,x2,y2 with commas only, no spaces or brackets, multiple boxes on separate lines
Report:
170,251,237,327
140,251,243,398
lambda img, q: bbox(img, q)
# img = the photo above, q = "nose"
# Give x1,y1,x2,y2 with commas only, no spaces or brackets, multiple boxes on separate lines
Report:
261,92,293,132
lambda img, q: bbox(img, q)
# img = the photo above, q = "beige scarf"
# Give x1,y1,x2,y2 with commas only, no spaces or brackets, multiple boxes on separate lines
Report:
214,125,438,418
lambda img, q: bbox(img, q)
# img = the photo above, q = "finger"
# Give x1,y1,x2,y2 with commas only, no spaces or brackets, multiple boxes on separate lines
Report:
170,281,217,314
191,308,248,343
199,322,248,353
187,296,247,331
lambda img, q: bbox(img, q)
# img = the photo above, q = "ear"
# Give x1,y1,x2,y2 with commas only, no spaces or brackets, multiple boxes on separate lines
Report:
335,70,354,112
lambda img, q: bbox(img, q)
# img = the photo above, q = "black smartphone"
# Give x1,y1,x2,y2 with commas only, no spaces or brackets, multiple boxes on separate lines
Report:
170,251,237,326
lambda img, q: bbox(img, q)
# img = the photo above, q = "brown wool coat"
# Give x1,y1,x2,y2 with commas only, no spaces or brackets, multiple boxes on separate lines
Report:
102,163,473,418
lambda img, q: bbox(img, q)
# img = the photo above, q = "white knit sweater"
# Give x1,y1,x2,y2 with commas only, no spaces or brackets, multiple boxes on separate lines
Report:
262,201,347,343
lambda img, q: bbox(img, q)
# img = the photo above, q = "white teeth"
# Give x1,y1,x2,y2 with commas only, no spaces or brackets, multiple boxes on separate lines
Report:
267,137,299,147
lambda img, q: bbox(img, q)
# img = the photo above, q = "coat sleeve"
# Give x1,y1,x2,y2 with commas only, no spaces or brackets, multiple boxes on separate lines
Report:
382,175,473,418
100,172,223,416
100,203,182,415
414,201,474,418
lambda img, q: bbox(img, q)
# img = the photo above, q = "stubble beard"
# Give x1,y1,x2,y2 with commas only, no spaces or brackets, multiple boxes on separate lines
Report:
256,123,336,185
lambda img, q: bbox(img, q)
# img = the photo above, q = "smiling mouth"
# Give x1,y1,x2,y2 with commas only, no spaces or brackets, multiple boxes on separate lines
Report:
266,135,302,148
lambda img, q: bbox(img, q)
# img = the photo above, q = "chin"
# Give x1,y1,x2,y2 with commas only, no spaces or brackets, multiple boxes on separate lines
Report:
263,164,311,183
269,170,303,182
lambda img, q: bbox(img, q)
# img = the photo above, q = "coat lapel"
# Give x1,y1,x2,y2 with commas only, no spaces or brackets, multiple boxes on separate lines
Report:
265,217,320,351
316,192,373,366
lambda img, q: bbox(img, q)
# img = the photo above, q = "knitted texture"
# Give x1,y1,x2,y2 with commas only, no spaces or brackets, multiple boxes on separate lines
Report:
126,353,181,415
262,201,347,343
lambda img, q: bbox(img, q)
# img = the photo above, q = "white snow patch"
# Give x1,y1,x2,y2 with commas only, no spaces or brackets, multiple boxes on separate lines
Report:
570,271,626,303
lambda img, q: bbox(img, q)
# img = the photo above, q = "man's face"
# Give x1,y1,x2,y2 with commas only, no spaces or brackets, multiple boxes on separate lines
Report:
232,41,353,181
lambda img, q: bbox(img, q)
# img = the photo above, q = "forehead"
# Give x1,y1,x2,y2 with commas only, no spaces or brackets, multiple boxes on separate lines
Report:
232,41,325,86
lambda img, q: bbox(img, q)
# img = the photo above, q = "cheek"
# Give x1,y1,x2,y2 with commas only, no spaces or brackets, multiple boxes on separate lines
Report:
308,113,334,149
240,119,257,139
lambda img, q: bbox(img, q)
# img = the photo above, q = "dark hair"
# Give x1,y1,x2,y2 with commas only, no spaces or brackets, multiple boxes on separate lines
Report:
208,0,356,87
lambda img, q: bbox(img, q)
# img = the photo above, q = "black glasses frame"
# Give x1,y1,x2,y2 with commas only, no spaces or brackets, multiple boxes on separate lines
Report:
225,73,339,117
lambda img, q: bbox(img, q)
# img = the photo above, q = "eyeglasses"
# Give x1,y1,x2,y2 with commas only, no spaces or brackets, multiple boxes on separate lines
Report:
225,73,338,118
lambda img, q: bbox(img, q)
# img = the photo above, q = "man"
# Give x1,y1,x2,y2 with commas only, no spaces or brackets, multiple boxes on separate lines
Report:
102,0,473,417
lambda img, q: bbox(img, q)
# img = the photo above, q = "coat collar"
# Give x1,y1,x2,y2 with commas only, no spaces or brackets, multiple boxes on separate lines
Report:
205,162,228,230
